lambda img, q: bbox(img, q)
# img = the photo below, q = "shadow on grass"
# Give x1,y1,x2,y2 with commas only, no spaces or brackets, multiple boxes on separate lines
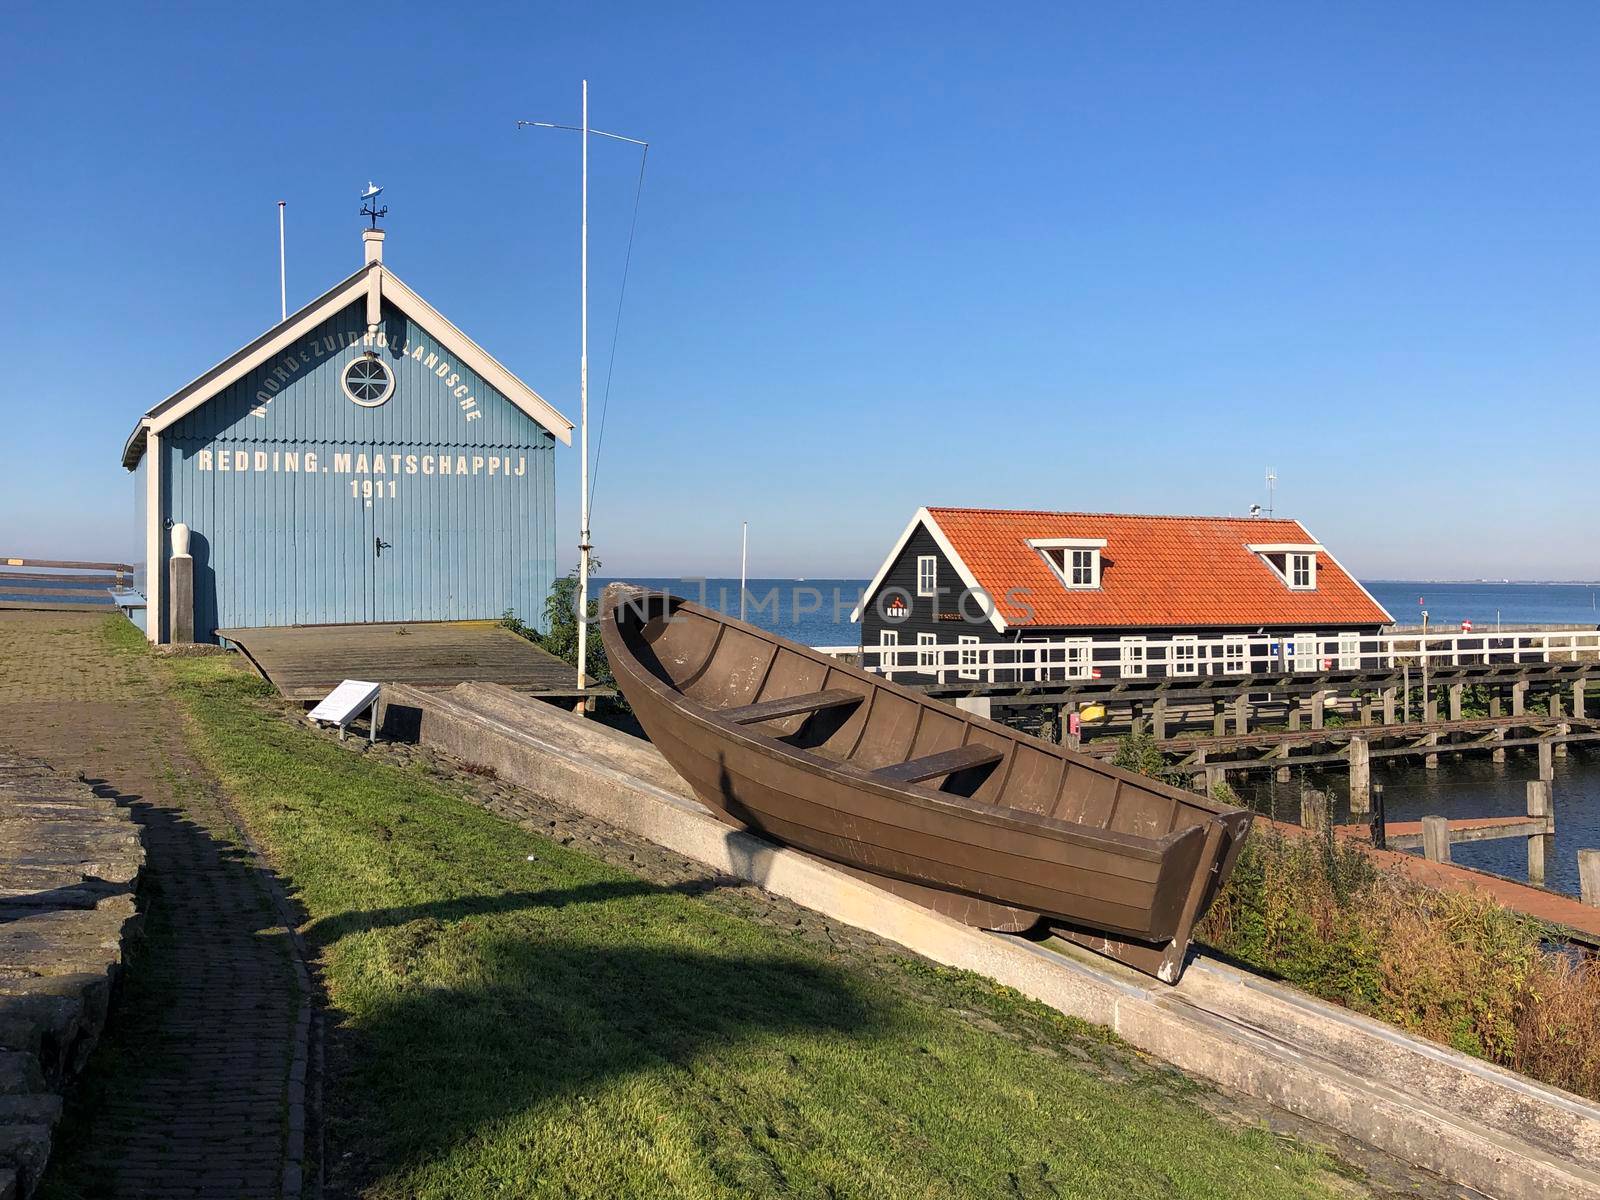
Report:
308,881,885,1197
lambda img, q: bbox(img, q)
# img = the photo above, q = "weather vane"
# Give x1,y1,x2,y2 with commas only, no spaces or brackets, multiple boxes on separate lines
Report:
360,182,387,229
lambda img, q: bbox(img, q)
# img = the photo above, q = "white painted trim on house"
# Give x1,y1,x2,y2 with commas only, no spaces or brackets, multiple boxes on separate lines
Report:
849,507,1006,633
1297,524,1396,624
379,271,572,446
122,261,573,469
145,426,163,643
1244,542,1325,554
1025,537,1107,550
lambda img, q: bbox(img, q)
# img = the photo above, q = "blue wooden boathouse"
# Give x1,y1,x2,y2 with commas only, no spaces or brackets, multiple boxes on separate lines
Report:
122,227,573,643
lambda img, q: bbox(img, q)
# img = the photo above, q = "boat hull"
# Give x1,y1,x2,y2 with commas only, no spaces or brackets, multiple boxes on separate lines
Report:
600,586,1252,981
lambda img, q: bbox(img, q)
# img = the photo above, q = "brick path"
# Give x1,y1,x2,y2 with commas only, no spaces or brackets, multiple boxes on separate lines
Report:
0,612,306,1199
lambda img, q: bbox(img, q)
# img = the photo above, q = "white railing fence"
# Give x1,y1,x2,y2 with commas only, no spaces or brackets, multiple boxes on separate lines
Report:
815,628,1600,686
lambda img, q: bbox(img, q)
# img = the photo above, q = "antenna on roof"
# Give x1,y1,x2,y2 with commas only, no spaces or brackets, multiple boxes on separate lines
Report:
1264,468,1277,518
360,182,387,229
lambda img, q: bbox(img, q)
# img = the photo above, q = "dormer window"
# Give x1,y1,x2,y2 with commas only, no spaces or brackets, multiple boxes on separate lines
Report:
1248,543,1322,591
1028,537,1106,590
1290,553,1314,589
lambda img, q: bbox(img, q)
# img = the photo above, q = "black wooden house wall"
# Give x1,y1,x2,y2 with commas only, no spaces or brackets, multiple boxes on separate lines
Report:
857,520,1384,681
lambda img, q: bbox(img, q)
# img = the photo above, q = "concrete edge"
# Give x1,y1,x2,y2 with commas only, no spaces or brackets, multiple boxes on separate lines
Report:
384,684,1600,1200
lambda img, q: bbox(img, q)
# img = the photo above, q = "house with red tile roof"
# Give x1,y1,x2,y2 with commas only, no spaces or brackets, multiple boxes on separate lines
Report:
850,507,1393,681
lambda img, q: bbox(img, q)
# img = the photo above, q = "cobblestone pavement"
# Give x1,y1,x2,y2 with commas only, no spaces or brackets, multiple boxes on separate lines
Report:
0,612,306,1200
354,733,1477,1200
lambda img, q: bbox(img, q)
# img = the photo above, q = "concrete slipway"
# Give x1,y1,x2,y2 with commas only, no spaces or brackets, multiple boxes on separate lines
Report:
380,681,1600,1200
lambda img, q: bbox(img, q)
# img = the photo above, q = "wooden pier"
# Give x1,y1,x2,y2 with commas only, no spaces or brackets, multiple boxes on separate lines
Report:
0,556,136,612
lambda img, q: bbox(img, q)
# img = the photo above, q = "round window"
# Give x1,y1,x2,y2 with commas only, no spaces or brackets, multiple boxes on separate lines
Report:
342,353,394,407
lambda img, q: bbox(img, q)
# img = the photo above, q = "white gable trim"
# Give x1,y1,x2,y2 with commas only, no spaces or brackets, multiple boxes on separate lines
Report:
123,262,572,468
850,508,1007,634
1294,524,1395,625
379,271,572,447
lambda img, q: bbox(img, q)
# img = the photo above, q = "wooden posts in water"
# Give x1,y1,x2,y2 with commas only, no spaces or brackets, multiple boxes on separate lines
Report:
1232,693,1250,735
1348,736,1371,815
1448,683,1464,722
1512,680,1528,716
1421,815,1451,863
1580,851,1600,908
1381,685,1397,726
1527,780,1553,887
1423,730,1440,771
1575,678,1588,720
1538,739,1554,784
1300,789,1329,833
1309,689,1326,731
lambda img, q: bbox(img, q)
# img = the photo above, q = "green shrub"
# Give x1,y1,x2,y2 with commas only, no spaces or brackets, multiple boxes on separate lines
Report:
1200,827,1600,1098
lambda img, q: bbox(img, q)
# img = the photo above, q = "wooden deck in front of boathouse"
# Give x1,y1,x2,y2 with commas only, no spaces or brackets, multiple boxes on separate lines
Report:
218,619,602,701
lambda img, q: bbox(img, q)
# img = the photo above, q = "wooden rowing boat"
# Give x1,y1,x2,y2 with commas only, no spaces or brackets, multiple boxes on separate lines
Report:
599,584,1252,981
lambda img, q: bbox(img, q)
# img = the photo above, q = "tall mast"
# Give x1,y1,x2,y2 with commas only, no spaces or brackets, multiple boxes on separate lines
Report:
576,80,592,697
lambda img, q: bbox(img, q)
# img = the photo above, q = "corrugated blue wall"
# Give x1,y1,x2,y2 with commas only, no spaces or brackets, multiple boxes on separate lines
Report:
161,298,557,637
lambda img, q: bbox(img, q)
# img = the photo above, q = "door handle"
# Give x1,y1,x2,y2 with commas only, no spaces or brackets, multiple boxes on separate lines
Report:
375,536,392,557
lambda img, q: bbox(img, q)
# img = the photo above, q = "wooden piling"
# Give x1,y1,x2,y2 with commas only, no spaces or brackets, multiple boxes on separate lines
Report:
1556,720,1570,759
1421,815,1451,863
1526,780,1552,888
1538,739,1554,783
1491,725,1506,764
1309,689,1326,731
1448,683,1463,723
1575,678,1588,721
1204,764,1225,795
1150,698,1168,742
1212,699,1227,738
1580,850,1600,908
1424,730,1439,770
1511,680,1527,716
1232,693,1250,735
1300,789,1329,833
1348,736,1371,816
1381,685,1397,726
1423,688,1439,724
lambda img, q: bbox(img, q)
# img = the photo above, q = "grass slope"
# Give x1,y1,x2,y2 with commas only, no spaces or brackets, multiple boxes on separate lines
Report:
158,647,1351,1199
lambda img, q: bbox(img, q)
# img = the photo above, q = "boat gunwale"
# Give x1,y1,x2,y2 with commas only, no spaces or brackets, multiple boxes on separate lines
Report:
601,585,1243,863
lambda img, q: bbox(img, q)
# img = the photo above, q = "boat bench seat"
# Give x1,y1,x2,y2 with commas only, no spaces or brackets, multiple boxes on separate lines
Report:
872,744,1004,785
722,688,864,725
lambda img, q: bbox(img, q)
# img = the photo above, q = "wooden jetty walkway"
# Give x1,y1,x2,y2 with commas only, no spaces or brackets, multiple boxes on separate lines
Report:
219,620,599,701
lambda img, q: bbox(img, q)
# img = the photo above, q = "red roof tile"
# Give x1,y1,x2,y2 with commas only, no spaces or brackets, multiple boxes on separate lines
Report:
925,507,1391,630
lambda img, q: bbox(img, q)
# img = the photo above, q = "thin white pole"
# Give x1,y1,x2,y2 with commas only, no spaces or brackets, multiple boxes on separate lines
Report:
277,201,287,320
740,522,748,622
576,80,592,698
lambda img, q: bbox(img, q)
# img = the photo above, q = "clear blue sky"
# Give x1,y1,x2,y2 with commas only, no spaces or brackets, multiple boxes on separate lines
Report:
2,2,1595,580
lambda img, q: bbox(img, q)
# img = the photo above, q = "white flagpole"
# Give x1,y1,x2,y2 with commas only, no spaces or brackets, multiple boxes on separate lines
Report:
576,80,592,699
277,201,287,320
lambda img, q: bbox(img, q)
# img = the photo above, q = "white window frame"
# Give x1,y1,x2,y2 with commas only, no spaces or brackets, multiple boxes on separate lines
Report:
1223,637,1248,675
1291,632,1319,672
1337,631,1360,670
1065,637,1092,680
917,632,937,670
958,635,981,681
916,555,937,598
1289,552,1316,590
1027,537,1106,591
1068,548,1099,588
1119,636,1147,679
1171,635,1199,676
879,630,899,676
1247,542,1322,592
